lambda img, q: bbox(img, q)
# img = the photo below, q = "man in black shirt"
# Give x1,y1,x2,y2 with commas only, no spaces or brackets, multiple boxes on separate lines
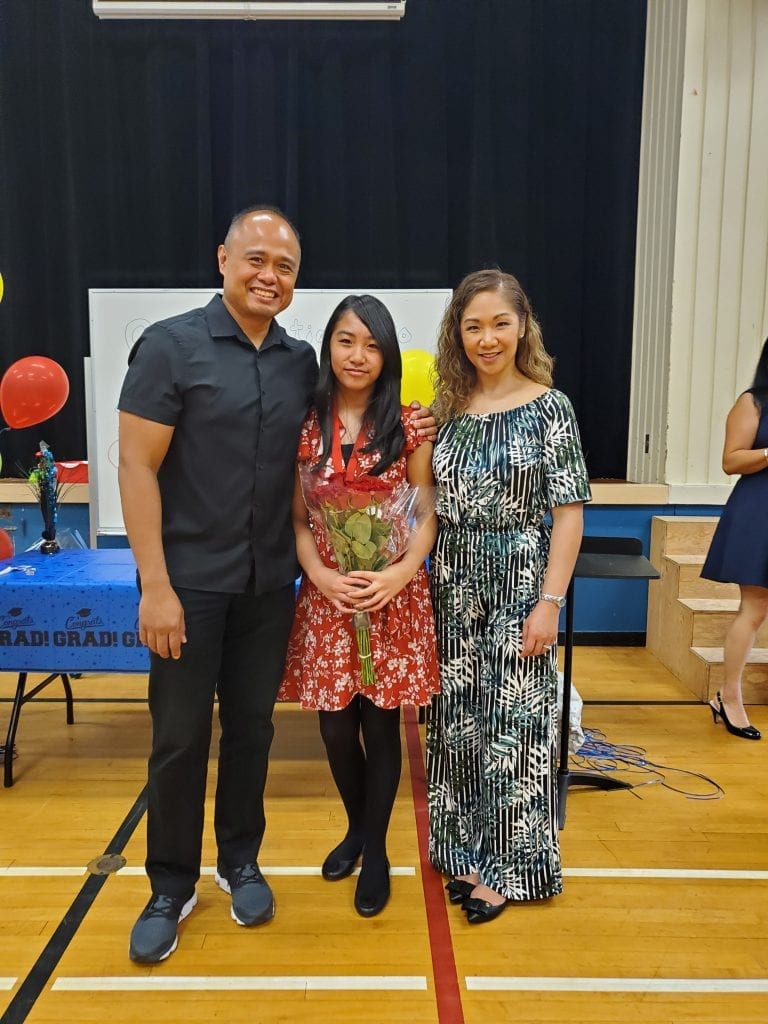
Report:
119,207,434,963
119,208,315,963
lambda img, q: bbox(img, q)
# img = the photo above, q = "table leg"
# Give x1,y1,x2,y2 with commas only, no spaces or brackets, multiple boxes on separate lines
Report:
62,673,75,725
556,577,633,831
557,579,575,830
4,672,27,788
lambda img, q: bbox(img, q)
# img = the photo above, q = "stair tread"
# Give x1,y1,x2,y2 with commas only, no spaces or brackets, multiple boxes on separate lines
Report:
692,647,768,665
679,597,740,612
655,515,720,524
663,553,706,566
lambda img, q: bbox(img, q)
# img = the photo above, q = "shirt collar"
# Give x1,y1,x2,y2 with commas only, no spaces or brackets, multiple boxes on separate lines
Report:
205,294,303,351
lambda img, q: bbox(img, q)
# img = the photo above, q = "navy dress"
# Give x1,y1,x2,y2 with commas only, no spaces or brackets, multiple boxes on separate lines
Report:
702,400,768,588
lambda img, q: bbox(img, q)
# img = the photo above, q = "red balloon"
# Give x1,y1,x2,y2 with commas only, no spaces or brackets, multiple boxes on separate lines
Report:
0,528,13,560
0,356,70,429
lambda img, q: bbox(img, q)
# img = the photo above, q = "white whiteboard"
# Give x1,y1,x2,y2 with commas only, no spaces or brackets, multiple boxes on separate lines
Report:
87,288,451,538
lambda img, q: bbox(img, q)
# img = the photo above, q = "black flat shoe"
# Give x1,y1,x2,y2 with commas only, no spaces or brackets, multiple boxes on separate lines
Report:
321,841,363,881
354,860,390,918
462,897,509,924
710,691,762,740
445,879,475,905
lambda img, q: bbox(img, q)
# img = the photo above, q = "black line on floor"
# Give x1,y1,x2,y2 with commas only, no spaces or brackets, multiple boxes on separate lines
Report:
1,786,147,1024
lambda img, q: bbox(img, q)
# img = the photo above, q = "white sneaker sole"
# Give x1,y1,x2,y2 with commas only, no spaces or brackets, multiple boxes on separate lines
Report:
214,870,275,927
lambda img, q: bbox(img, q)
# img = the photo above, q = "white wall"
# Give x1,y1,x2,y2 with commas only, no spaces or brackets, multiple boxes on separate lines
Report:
629,0,768,500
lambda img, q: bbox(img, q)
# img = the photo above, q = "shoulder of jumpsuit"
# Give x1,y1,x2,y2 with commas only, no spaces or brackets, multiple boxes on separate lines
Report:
537,387,581,427
543,387,578,412
539,386,565,406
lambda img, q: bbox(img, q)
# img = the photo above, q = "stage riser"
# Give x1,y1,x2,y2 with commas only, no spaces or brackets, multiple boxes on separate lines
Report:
647,516,768,705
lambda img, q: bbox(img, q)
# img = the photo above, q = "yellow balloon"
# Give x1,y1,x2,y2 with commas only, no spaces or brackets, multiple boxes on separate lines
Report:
401,349,435,407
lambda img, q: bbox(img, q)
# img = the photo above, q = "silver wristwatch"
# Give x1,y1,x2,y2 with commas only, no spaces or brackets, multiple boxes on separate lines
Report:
540,592,566,609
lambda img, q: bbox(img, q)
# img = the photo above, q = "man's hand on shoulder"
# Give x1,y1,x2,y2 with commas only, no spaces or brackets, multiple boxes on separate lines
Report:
408,400,437,442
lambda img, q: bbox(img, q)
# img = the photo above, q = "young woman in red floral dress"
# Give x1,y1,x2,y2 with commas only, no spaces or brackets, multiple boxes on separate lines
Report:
279,294,439,917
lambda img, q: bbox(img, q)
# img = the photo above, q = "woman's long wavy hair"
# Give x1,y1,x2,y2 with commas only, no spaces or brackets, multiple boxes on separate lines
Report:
747,337,768,412
313,294,405,476
432,269,553,423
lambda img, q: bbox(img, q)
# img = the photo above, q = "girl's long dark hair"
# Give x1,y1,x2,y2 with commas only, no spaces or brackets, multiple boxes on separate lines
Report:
313,294,405,476
747,337,768,412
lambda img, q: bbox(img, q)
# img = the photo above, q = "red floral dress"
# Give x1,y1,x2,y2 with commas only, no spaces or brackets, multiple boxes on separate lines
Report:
279,407,440,711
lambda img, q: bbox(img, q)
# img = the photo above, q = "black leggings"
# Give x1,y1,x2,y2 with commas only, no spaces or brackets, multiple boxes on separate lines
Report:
317,695,402,865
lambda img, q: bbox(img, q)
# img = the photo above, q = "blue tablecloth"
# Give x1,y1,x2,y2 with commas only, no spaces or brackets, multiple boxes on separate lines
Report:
0,549,148,672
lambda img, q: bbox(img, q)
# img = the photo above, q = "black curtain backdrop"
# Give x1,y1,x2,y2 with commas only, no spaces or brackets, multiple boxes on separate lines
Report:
0,0,646,479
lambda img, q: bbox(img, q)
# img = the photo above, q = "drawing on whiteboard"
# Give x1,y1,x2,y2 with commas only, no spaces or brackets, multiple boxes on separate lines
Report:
285,316,415,350
124,318,151,349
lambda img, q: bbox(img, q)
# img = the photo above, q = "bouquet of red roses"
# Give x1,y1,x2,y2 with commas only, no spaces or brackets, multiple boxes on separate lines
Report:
300,467,427,686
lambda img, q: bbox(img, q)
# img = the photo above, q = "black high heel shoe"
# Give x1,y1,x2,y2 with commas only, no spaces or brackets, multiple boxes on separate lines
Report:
462,896,509,924
445,878,475,905
710,691,761,740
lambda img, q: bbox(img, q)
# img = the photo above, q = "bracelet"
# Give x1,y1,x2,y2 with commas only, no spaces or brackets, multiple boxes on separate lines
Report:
764,448,768,462
540,592,566,609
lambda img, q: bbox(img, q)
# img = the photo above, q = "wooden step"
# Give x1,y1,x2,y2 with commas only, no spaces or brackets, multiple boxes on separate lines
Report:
646,515,768,705
650,515,719,555
691,647,768,704
679,598,768,646
663,554,738,599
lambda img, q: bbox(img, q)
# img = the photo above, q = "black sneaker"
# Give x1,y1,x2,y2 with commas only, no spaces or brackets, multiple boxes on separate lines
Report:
129,892,197,963
214,863,274,926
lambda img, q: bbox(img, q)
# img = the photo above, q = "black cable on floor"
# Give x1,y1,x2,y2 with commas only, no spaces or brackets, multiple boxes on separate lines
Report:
572,729,724,800
1,786,147,1024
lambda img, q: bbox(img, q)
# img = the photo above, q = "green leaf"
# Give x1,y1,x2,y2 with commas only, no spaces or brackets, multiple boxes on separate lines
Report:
351,539,377,561
345,512,373,543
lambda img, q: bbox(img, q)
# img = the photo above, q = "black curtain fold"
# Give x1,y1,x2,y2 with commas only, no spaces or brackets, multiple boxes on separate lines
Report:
0,0,646,479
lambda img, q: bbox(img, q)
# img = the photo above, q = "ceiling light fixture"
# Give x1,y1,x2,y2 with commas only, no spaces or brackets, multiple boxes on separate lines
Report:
92,1,406,20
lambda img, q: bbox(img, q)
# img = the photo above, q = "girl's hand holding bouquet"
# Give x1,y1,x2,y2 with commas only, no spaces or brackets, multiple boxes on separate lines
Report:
300,468,433,685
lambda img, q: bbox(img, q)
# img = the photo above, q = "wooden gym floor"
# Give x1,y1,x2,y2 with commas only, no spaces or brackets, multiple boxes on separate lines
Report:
1,648,767,1024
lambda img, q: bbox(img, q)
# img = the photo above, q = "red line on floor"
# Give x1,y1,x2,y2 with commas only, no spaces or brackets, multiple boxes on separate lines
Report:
403,704,465,1024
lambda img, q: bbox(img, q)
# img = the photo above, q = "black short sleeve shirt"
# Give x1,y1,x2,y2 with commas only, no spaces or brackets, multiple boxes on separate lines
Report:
118,294,318,594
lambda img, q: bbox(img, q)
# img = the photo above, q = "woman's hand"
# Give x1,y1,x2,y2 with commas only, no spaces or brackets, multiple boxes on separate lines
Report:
521,600,560,657
313,566,369,614
345,565,412,613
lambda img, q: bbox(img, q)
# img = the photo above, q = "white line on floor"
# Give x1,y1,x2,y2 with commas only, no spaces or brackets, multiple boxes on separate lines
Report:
52,975,428,992
2,865,763,879
466,977,768,993
563,867,768,880
116,866,417,877
0,867,85,876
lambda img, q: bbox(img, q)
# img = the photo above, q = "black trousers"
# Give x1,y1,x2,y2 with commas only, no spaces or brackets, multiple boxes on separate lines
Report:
145,582,295,898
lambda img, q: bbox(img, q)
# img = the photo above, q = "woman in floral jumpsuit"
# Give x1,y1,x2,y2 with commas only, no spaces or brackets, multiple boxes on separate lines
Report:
427,269,591,924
